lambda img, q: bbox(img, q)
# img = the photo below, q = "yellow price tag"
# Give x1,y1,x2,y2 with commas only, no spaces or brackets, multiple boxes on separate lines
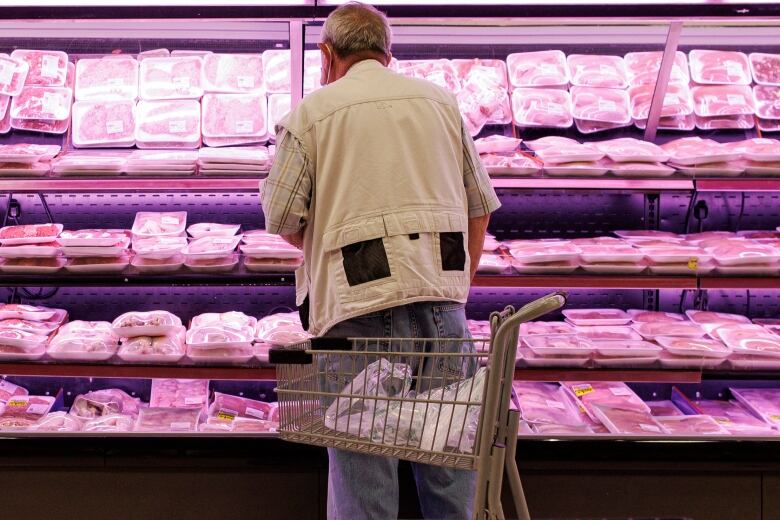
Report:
6,399,26,407
770,414,780,423
217,411,236,422
572,384,594,397
687,257,698,271
715,417,732,424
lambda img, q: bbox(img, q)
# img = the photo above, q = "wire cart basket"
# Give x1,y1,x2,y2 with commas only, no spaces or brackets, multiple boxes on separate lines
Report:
270,292,567,520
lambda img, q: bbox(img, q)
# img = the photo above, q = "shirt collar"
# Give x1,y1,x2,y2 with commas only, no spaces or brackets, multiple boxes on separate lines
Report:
345,59,384,77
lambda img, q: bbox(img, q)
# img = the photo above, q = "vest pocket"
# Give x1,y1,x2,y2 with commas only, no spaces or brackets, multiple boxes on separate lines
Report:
439,231,466,271
341,237,391,286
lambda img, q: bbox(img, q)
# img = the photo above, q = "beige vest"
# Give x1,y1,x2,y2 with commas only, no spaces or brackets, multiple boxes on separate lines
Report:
278,59,471,335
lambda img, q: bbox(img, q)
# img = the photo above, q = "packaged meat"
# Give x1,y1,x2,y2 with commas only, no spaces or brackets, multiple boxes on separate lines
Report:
69,388,141,420
692,85,755,117
592,138,669,163
231,417,278,433
749,52,780,86
244,257,301,273
65,255,130,274
730,388,780,428
575,326,643,342
628,82,693,120
656,415,729,435
689,49,751,85
590,340,661,358
632,321,704,340
137,49,170,61
138,56,203,100
186,324,253,349
708,242,780,266
512,382,584,427
545,160,609,176
52,152,127,175
187,344,253,363
0,223,62,246
511,87,573,128
267,93,290,137
661,137,740,166
0,53,30,96
479,152,541,176
615,230,681,241
82,413,134,432
111,310,183,337
0,395,55,430
635,113,695,132
452,58,508,90
561,381,650,421
474,135,521,155
59,229,129,247
574,119,630,134
592,404,668,435
134,407,201,432
692,399,773,435
131,253,184,274
724,138,780,162
186,223,240,239
456,76,507,135
208,392,274,421
0,380,28,403
641,246,710,265
185,254,239,273
117,329,186,363
0,103,9,134
507,50,569,88
522,335,593,357
132,236,187,259
0,329,48,351
567,55,628,89
0,257,65,274
753,85,780,121
508,240,581,264
132,211,187,238
29,411,81,432
646,400,684,417
134,99,201,147
74,57,138,100
62,235,130,258
395,59,461,93
526,137,604,164
10,86,72,121
580,261,647,275
758,117,780,133
570,86,630,124
624,51,689,86
182,235,241,259
685,310,750,326
254,312,309,345
201,93,268,140
10,50,68,87
0,243,61,258
71,99,136,147
694,114,754,131
578,244,644,264
150,378,209,409
718,326,780,358
47,320,119,360
192,311,256,330
607,161,676,178
199,53,264,94
476,253,510,274
0,317,61,335
562,308,630,327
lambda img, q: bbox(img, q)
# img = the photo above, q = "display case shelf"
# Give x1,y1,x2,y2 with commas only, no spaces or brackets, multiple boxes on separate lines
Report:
695,179,780,193
0,361,276,380
514,368,701,383
491,178,694,192
699,276,780,290
475,274,697,289
0,177,265,193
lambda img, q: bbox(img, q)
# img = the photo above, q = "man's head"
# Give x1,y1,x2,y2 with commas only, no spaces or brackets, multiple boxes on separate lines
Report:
319,2,392,86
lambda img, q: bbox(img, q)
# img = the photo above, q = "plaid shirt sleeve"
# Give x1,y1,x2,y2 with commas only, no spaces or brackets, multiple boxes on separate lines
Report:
461,120,501,218
260,129,312,235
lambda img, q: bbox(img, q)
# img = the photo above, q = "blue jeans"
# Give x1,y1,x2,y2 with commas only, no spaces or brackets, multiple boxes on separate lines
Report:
322,301,477,520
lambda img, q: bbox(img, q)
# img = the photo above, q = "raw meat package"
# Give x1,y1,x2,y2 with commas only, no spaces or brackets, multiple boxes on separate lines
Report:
208,392,274,421
692,399,773,435
507,50,569,88
708,242,780,266
0,104,8,134
150,379,209,409
47,321,119,360
508,240,581,264
694,114,754,131
137,49,170,60
655,415,729,435
83,414,134,432
240,236,302,260
689,50,751,85
185,254,239,274
562,308,630,326
477,253,510,273
512,382,583,427
628,82,693,120
132,211,187,238
395,59,461,93
591,404,668,435
52,152,126,175
474,135,521,155
691,85,755,117
525,136,604,164
575,326,642,342
59,229,129,247
201,53,264,94
0,303,65,323
0,328,48,351
646,400,684,417
138,56,203,100
0,53,30,96
718,326,780,358
452,59,508,90
191,311,256,331
661,137,739,166
567,55,628,89
574,119,629,135
0,143,60,163
592,138,669,163
255,311,309,345
118,329,186,362
522,335,593,357
69,388,141,420
71,100,136,147
0,224,62,246
186,323,253,349
518,321,575,336
749,52,780,86
511,88,573,128
570,87,630,125
29,411,81,432
724,138,780,162
686,310,750,326
132,236,187,260
201,93,268,140
10,86,72,121
753,85,780,120
10,50,68,87
624,51,690,86
632,321,703,340
111,310,183,337
182,235,242,259
481,152,542,176
267,93,290,137
0,316,61,336
187,223,240,239
0,395,55,429
134,407,201,432
74,57,139,100
10,63,74,134
607,161,675,178
561,381,650,422
731,388,780,428
261,49,320,95
456,76,508,135
135,99,200,147
0,379,28,403
634,113,696,132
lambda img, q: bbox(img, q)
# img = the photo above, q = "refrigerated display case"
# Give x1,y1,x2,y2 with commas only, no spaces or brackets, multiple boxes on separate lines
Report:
2,2,780,518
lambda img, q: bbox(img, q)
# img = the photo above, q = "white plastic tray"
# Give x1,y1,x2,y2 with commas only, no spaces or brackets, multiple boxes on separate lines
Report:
0,344,46,361
0,258,65,274
655,336,731,358
185,254,239,273
0,245,60,258
658,352,726,369
562,308,631,326
580,262,647,275
511,260,579,274
522,335,593,356
131,254,184,274
518,348,590,368
590,340,662,357
65,257,130,274
592,354,658,367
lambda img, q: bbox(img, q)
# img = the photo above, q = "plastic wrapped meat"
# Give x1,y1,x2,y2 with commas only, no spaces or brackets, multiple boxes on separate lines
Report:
208,392,274,421
692,85,754,117
0,95,8,120
395,59,461,93
563,308,630,326
74,57,138,100
753,85,780,120
0,317,60,336
11,62,74,134
685,310,750,326
267,93,290,137
526,137,604,164
150,379,209,409
628,82,693,120
730,388,780,428
474,135,521,155
750,52,780,86
0,53,29,96
634,113,696,132
240,237,302,260
71,100,136,147
111,310,182,337
633,321,704,339
692,399,773,435
452,59,508,90
0,224,62,245
135,407,201,432
29,411,81,432
0,329,48,351
511,88,573,128
202,53,263,94
47,321,119,359
192,311,257,330
523,335,592,357
624,51,689,86
132,211,187,238
574,119,629,134
183,235,241,257
646,400,684,417
69,388,141,420
508,240,581,264
567,55,628,89
656,415,729,435
134,99,200,147
709,242,780,266
718,327,780,357
723,138,780,161
186,324,253,349
477,253,510,274
518,321,575,336
255,312,309,345
570,87,630,124
325,359,413,439
83,413,134,432
661,137,738,166
507,50,569,88
132,236,187,259
457,77,507,136
232,417,278,433
0,379,28,403
10,50,67,87
201,93,268,139
695,114,754,131
0,303,64,323
139,56,203,100
592,404,668,435
512,382,584,427
118,330,185,360
10,86,72,121
575,326,642,342
0,104,9,134
261,50,320,94
562,381,650,421
0,395,55,430
592,138,669,163
689,50,751,85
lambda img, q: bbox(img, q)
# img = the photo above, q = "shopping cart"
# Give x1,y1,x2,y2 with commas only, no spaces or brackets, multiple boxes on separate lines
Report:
270,292,567,520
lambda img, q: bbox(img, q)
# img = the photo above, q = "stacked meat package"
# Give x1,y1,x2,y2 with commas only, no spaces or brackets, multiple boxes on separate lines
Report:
261,49,320,140
0,303,67,361
240,229,303,273
0,223,66,275
9,50,74,135
0,142,59,177
182,219,241,273
186,311,256,363
131,211,188,273
114,310,186,363
197,146,271,176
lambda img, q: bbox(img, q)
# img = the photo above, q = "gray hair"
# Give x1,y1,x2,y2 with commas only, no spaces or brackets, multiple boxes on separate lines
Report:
321,2,392,58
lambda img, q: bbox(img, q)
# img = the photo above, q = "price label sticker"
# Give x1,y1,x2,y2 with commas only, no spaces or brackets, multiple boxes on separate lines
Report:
0,61,14,86
235,120,253,134
664,93,679,106
546,399,566,410
41,55,60,79
571,384,593,397
599,64,617,76
161,216,180,226
715,417,732,424
41,91,60,115
549,104,565,115
688,257,699,271
27,403,50,415
106,77,124,87
638,423,662,433
6,399,27,408
540,63,557,75
212,238,234,245
245,406,267,419
217,411,236,422
609,386,633,397
168,120,186,133
169,421,192,431
598,99,617,112
106,120,124,134
172,76,191,88
727,94,746,106
725,61,743,78
237,76,255,89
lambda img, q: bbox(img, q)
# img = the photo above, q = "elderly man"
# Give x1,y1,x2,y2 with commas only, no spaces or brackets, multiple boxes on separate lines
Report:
261,2,500,518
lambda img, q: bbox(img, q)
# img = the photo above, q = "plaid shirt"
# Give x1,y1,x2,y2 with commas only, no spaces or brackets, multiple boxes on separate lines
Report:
261,122,500,235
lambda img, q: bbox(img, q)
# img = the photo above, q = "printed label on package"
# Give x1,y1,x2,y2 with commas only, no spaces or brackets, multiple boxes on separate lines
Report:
169,421,192,431
244,406,267,420
545,399,566,410
638,423,661,433
571,384,593,397
235,120,253,134
41,55,60,79
598,99,617,113
168,120,186,133
26,403,50,416
725,61,743,79
609,386,632,397
727,94,746,106
0,62,14,86
172,76,191,89
236,76,255,89
106,120,124,134
41,91,60,115
106,78,124,87
217,411,236,422
161,216,180,226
